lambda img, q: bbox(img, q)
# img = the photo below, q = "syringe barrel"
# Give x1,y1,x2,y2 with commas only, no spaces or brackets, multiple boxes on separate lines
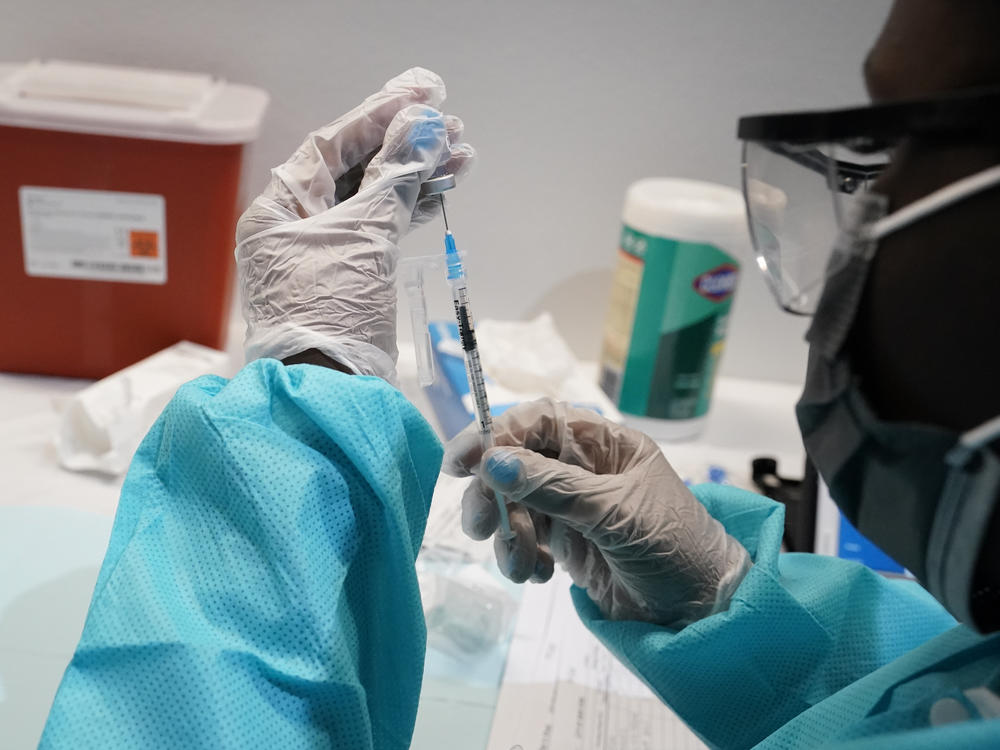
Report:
452,293,492,434
479,426,496,451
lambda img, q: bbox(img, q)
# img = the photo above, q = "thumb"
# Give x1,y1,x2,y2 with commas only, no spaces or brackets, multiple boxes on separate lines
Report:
481,447,622,532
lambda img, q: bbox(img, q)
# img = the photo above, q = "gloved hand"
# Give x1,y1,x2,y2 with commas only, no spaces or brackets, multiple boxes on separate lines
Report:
444,399,752,628
236,67,475,382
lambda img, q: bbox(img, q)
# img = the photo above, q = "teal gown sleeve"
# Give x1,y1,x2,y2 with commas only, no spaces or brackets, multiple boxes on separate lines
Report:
40,360,442,750
573,483,960,749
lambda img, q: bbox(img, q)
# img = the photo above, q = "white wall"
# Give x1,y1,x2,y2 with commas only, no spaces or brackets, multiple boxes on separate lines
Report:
3,0,893,383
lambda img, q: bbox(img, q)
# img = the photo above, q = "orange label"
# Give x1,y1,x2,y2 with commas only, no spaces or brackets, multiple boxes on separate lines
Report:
129,230,159,258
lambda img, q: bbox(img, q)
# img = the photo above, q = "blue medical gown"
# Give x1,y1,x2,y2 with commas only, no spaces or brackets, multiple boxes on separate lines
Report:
41,360,442,749
575,483,1000,749
41,360,1000,748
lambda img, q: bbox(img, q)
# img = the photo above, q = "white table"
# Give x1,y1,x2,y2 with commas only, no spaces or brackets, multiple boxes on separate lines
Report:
0,348,804,748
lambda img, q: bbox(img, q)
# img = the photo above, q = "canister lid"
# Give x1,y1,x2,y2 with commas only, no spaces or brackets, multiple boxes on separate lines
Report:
0,60,269,144
622,178,748,253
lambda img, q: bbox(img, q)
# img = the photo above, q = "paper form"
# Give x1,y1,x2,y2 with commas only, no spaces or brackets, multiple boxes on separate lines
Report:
486,570,707,750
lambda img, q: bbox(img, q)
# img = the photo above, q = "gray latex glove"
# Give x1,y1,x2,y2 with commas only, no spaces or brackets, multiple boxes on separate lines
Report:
236,67,475,382
444,399,752,628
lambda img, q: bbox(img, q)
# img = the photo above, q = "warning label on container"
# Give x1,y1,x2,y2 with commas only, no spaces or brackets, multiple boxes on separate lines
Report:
19,187,166,284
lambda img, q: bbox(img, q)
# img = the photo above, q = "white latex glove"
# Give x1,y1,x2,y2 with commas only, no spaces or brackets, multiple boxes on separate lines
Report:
444,399,752,628
236,67,475,382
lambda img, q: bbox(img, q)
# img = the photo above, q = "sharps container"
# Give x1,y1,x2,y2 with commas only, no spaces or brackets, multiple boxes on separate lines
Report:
0,60,269,378
598,178,747,440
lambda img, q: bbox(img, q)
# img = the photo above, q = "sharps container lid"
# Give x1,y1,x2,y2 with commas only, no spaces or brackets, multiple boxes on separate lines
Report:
0,59,269,144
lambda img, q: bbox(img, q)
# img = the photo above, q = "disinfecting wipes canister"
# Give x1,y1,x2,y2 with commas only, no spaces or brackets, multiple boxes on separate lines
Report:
598,178,747,440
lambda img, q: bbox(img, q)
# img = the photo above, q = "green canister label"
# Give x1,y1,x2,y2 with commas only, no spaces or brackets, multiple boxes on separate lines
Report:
599,225,738,420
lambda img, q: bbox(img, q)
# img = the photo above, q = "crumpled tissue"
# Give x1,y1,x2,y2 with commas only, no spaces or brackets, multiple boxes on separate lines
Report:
56,341,230,475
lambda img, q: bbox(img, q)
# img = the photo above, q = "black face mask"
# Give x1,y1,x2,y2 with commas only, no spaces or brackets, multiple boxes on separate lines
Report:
795,186,1000,630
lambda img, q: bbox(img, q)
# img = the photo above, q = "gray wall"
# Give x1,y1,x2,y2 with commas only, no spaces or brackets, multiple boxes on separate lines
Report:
3,0,894,383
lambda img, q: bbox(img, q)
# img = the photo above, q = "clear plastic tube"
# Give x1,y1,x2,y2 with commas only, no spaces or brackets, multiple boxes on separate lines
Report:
401,261,436,387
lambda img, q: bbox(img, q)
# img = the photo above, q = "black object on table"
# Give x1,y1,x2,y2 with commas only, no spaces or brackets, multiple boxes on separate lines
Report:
751,457,819,553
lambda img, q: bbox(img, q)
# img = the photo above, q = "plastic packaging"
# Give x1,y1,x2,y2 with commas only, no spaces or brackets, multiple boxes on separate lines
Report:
399,256,438,386
399,253,458,387
598,178,747,441
417,563,517,657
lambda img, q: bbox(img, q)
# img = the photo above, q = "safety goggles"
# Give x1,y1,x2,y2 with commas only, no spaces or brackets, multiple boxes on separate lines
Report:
738,87,1000,314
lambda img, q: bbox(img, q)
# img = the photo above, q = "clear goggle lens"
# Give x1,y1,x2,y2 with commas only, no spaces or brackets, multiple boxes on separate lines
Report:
742,140,889,314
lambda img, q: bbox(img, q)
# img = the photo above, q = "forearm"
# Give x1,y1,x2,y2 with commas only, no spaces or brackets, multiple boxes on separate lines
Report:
282,347,355,374
575,485,957,749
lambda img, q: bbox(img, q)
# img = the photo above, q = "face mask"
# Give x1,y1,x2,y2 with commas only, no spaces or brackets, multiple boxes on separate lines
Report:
797,165,1000,629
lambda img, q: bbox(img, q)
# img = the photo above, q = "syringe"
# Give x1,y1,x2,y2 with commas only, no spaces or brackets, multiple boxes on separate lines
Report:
422,175,515,541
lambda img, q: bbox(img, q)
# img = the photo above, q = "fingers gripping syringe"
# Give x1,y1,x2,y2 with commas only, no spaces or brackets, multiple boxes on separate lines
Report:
421,175,515,541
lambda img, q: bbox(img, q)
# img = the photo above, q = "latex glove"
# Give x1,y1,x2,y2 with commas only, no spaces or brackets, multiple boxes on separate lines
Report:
444,399,752,628
236,67,475,382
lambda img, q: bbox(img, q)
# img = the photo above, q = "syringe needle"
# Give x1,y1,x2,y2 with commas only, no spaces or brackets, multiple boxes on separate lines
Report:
438,194,450,232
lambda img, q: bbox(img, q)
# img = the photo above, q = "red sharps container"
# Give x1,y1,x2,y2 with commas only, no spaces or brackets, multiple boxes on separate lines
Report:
0,60,269,378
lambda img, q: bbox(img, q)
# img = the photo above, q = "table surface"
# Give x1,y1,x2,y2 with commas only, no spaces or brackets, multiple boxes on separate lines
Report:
0,344,805,748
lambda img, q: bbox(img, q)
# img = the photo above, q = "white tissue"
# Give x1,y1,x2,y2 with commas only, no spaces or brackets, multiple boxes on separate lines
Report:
474,313,622,421
476,313,576,394
56,341,230,476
